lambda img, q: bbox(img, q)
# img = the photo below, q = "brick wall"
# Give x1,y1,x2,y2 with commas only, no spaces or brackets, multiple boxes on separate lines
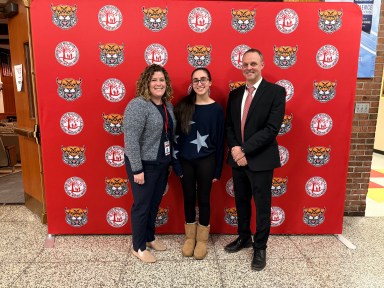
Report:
345,4,384,215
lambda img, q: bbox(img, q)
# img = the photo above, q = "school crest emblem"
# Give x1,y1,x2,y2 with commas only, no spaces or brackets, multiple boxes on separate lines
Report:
231,45,251,69
271,206,285,227
106,208,128,228
188,7,212,33
60,112,83,135
145,44,168,66
98,5,122,31
305,177,327,197
64,177,86,198
310,113,333,136
105,146,124,167
55,41,79,66
276,9,298,34
276,79,294,102
316,45,339,69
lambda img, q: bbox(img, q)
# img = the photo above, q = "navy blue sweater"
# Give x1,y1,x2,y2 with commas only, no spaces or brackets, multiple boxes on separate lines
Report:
173,102,224,179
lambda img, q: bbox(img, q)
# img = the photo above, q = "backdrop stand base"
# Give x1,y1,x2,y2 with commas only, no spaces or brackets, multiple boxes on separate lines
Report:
334,234,356,250
44,234,55,248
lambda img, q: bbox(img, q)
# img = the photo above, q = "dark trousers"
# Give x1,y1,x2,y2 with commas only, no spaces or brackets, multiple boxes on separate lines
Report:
180,154,216,226
125,156,169,252
232,167,273,250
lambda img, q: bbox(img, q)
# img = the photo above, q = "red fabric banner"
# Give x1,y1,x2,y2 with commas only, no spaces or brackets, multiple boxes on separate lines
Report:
30,1,362,234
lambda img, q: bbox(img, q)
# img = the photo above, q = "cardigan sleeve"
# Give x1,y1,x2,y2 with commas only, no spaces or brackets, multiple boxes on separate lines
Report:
123,98,147,173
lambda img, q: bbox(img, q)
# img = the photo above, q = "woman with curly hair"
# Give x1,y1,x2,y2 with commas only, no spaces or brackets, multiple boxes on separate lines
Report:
123,64,175,263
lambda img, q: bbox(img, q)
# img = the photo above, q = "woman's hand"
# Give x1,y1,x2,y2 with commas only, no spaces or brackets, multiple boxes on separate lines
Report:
212,178,218,183
133,172,145,185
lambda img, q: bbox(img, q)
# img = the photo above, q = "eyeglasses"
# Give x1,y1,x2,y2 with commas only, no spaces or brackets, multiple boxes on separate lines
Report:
192,77,209,85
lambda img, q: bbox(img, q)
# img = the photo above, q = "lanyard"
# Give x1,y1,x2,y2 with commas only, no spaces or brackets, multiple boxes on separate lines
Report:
162,103,169,139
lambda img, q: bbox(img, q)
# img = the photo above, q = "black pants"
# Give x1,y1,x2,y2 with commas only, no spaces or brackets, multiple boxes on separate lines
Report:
125,156,169,252
180,154,216,226
232,167,273,250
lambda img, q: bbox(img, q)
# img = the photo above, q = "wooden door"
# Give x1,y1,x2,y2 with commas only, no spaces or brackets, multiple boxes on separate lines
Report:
8,0,46,222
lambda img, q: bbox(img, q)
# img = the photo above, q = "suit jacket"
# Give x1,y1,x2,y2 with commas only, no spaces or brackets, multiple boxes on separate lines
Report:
225,79,286,171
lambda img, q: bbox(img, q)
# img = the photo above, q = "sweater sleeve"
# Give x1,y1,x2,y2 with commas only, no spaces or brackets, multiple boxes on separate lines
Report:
123,98,147,173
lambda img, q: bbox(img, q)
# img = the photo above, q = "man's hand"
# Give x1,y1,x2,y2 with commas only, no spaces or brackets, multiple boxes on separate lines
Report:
231,146,245,162
236,157,248,166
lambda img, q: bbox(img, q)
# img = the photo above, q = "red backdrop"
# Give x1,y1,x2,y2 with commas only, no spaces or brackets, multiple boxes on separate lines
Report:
30,1,362,234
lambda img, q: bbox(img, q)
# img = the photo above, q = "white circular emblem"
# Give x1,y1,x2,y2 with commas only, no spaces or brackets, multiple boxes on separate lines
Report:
316,45,339,69
98,5,122,31
105,146,125,167
188,7,212,33
144,43,168,66
305,177,327,197
101,78,126,102
278,145,289,167
64,177,87,198
271,206,285,227
106,207,128,228
55,41,79,66
310,113,333,136
275,79,294,102
275,9,299,34
231,45,251,69
60,112,84,135
225,178,235,197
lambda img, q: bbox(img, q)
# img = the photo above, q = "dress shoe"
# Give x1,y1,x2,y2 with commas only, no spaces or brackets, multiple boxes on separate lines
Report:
146,239,166,251
132,248,156,263
251,249,266,271
224,237,252,253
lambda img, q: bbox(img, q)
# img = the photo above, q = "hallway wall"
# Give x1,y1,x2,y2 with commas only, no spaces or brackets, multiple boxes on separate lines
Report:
346,3,384,215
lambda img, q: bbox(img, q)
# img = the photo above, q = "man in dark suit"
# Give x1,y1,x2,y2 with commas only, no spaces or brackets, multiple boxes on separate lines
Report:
225,48,285,271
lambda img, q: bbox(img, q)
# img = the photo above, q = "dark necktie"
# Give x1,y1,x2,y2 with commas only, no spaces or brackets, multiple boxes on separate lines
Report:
241,86,255,142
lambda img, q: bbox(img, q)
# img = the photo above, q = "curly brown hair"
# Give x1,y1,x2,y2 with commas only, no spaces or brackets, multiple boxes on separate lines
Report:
135,64,173,102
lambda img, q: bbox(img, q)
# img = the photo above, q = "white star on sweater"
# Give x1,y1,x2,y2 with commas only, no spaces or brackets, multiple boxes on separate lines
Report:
190,130,208,153
173,149,179,159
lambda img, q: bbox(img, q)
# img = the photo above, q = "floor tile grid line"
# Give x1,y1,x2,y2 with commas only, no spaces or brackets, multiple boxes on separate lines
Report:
6,247,45,288
286,235,311,260
211,234,229,288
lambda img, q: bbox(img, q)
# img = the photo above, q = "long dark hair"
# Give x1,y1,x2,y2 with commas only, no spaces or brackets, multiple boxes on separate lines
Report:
175,68,212,134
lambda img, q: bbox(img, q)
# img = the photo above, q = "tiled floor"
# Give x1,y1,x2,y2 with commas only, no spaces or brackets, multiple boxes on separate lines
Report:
1,205,384,288
366,152,384,216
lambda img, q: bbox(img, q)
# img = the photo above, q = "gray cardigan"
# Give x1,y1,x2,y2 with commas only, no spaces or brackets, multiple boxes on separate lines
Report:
123,96,176,173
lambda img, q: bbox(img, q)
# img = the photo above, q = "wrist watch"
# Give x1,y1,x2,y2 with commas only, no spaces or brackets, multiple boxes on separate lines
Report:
241,146,245,153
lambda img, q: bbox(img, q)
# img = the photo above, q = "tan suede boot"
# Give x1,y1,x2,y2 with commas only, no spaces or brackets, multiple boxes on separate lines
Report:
182,222,197,257
193,224,210,260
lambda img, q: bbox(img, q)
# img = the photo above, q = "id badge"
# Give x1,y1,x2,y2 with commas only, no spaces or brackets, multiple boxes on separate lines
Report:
164,140,170,156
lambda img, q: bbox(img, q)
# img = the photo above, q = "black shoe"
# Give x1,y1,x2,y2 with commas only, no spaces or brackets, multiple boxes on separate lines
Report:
224,237,252,253
251,249,266,271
